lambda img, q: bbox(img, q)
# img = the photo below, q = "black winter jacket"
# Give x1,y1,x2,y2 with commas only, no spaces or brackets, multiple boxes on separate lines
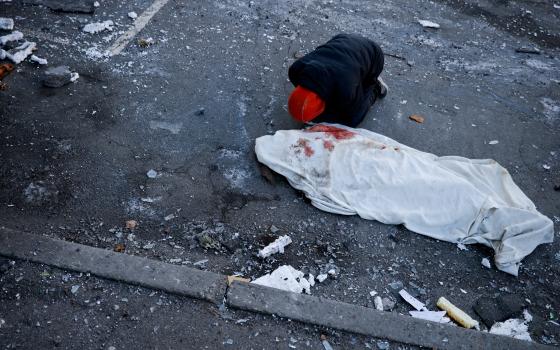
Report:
288,34,384,127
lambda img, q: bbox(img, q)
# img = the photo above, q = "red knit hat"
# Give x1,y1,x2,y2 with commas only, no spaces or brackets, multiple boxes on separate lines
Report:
288,86,325,123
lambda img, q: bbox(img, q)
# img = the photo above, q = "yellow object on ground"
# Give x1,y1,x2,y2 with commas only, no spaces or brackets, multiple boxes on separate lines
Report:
437,297,479,329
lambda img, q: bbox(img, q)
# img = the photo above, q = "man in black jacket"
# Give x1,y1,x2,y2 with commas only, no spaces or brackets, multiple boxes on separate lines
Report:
288,34,387,127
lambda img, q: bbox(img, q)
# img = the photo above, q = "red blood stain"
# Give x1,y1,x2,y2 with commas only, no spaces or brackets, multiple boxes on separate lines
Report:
306,124,355,140
297,138,315,157
323,140,335,151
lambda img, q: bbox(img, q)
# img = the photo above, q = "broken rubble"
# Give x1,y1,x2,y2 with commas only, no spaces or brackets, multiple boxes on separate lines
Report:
489,310,533,341
23,0,96,13
418,19,440,29
409,310,449,323
252,265,312,294
6,41,36,64
399,289,426,311
128,11,138,19
30,55,48,65
258,235,292,258
481,258,491,269
42,66,74,88
473,294,525,328
0,18,14,31
0,31,23,46
83,20,114,34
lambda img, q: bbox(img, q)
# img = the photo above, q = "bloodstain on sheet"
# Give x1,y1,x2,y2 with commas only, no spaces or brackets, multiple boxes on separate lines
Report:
297,138,314,157
306,124,356,140
323,140,335,151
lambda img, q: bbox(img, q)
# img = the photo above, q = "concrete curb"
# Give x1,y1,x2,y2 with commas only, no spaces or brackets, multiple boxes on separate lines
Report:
0,227,552,349
227,282,550,350
0,228,226,303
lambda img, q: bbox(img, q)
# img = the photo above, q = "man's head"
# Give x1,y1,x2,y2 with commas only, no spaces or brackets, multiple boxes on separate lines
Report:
288,85,325,123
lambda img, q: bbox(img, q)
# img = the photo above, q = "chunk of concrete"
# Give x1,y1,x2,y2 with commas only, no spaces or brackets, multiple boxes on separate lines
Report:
42,66,72,88
473,294,526,328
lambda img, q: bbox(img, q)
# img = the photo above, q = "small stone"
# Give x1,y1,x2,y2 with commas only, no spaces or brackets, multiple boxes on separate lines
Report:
270,225,280,233
128,11,138,19
42,66,73,88
194,107,205,116
489,140,499,145
481,258,491,269
376,341,389,350
147,169,157,178
142,243,154,249
418,19,440,28
473,295,525,328
223,339,233,345
382,297,395,311
389,281,403,290
70,285,80,294
316,274,328,283
83,20,114,34
543,164,551,170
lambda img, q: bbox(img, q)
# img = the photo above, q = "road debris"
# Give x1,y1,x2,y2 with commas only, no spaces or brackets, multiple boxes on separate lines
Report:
128,11,138,19
30,55,47,65
320,335,334,350
125,220,137,229
146,169,157,178
83,20,114,34
70,285,80,294
382,297,396,311
42,66,75,87
481,258,491,269
409,310,449,323
0,18,14,30
252,265,312,294
399,289,426,311
543,164,551,170
489,310,533,341
316,273,328,283
0,63,14,80
164,214,176,221
488,140,499,145
418,19,440,29
227,275,250,286
258,235,292,258
515,47,541,55
473,294,525,328
24,0,96,13
374,296,383,311
0,31,23,46
437,297,479,329
6,41,36,64
114,243,125,253
138,37,154,48
409,114,425,123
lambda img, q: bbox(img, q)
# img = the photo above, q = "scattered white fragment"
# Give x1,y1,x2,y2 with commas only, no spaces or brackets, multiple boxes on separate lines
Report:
128,11,138,19
457,243,468,251
555,4,560,9
7,41,36,64
70,72,79,82
327,269,336,276
0,18,14,30
93,1,100,7
30,55,48,65
83,20,114,34
481,258,491,269
169,258,182,263
147,169,157,178
0,31,23,46
252,265,311,294
418,19,440,29
85,46,108,59
308,273,315,287
70,285,80,294
164,213,176,221
489,140,499,145
0,49,6,60
374,296,384,311
142,243,154,249
258,235,292,258
543,164,551,170
460,289,467,294
0,319,5,328
490,317,532,341
193,259,208,266
316,274,328,283
321,339,334,350
369,290,378,297
410,310,449,323
523,310,533,322
399,289,426,311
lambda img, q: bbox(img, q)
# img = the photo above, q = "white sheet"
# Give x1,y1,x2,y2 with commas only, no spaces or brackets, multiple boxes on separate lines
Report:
254,124,554,276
